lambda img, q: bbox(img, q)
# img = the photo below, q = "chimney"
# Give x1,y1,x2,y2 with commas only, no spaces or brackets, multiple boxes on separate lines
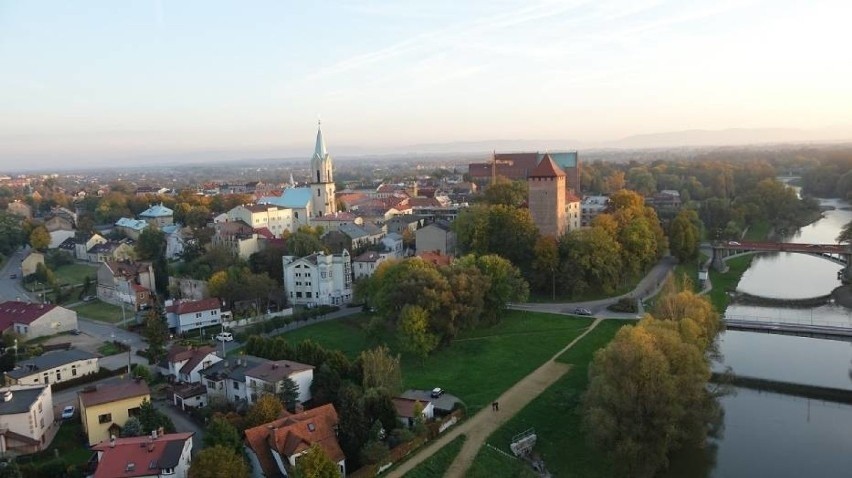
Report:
294,403,304,414
1,390,12,402
110,435,116,448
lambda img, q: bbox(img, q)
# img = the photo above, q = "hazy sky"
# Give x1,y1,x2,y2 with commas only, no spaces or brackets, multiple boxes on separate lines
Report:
2,0,852,167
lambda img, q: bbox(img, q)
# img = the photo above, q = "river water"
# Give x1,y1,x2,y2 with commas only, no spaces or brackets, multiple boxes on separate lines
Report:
668,196,852,477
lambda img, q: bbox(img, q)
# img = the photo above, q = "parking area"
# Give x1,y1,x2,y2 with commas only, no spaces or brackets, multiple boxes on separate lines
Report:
401,389,460,414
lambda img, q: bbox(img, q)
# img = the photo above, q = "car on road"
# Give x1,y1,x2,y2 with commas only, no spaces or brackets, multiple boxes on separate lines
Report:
61,406,75,419
574,307,593,316
215,332,234,342
728,241,741,246
82,295,96,302
8,274,15,279
430,387,444,398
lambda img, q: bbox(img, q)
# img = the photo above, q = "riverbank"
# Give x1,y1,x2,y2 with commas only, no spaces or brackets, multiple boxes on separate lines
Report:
732,291,832,308
831,285,852,308
711,372,852,405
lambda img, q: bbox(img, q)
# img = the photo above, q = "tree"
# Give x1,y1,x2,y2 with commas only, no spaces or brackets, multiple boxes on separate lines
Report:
136,227,166,261
293,443,341,478
0,212,26,256
455,254,529,324
837,220,852,243
669,209,700,262
480,179,528,207
371,258,451,323
398,305,438,360
532,235,560,298
0,460,22,478
278,377,301,411
453,204,539,273
558,227,623,297
334,384,370,470
142,310,169,364
288,231,326,257
29,225,50,251
121,416,143,437
245,394,284,429
359,345,402,394
204,416,243,454
249,243,287,284
137,399,175,434
189,445,250,478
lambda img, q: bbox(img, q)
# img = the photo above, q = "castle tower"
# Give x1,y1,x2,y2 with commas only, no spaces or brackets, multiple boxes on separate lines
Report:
310,122,337,217
527,153,567,237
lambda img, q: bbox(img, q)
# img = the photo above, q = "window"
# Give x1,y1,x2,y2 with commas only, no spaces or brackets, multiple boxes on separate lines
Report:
56,371,61,381
233,381,239,390
162,468,174,475
128,407,141,417
195,313,202,318
306,292,312,298
38,402,42,412
98,413,112,424
72,367,77,377
40,418,44,429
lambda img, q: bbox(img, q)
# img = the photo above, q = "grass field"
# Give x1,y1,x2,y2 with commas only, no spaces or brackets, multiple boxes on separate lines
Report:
465,445,537,478
97,341,124,356
467,319,632,478
401,435,467,478
278,311,594,413
71,300,125,323
20,419,91,469
743,220,771,241
708,255,753,312
53,263,97,285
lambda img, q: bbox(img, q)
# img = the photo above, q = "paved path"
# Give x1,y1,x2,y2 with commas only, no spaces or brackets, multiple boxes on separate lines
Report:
386,318,603,478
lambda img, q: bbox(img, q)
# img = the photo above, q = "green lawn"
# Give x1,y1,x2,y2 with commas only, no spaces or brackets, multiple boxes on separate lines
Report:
708,255,753,312
401,435,467,478
277,311,595,413
467,320,631,478
97,341,124,356
53,263,97,285
465,444,537,478
71,300,125,323
21,419,92,468
743,219,771,241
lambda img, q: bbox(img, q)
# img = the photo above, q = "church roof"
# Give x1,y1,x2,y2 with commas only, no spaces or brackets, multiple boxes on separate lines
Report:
314,123,327,158
529,153,565,178
260,188,312,209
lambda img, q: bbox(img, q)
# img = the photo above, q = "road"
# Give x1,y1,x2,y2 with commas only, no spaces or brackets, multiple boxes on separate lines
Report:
0,246,37,302
510,255,678,318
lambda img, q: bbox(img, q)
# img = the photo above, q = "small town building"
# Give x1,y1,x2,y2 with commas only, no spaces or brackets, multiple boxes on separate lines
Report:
89,432,194,478
392,397,434,428
79,379,151,446
139,203,174,227
199,356,265,406
165,298,222,333
5,349,99,386
96,261,156,310
114,217,149,240
415,220,456,256
283,250,353,306
227,204,294,237
0,301,78,341
0,385,55,455
20,252,44,277
244,359,314,406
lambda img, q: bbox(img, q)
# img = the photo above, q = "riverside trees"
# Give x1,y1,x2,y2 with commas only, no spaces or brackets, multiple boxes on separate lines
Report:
582,282,723,477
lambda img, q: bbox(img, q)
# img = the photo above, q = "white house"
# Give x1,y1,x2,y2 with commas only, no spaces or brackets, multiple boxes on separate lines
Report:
163,345,222,384
259,188,313,229
392,397,435,428
165,298,222,333
161,224,185,259
0,301,78,341
352,251,387,280
90,432,194,478
199,356,264,406
380,232,405,259
227,204,294,237
75,233,107,261
283,250,353,306
244,359,314,406
0,385,55,455
5,349,99,386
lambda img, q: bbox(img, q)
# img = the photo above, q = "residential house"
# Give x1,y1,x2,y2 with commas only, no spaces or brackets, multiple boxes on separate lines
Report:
139,203,174,227
199,356,265,406
385,215,423,236
283,250,353,306
165,298,222,334
566,192,581,232
134,186,169,196
6,201,32,219
161,224,186,259
415,220,456,256
115,218,149,240
20,252,44,277
392,397,434,428
309,211,363,233
0,385,55,455
44,214,74,232
75,233,107,261
244,359,314,406
87,240,135,263
96,261,156,310
48,229,76,249
380,232,404,259
581,195,609,227
0,301,78,340
79,379,151,445
244,404,346,478
647,190,682,210
227,204,293,237
212,220,261,260
162,345,222,384
352,251,386,280
89,432,194,478
5,349,99,386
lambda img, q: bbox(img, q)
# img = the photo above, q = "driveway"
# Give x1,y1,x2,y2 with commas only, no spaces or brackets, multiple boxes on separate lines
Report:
401,389,460,413
154,401,205,455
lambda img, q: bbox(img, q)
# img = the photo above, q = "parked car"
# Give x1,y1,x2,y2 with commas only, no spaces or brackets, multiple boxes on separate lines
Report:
573,307,593,316
8,274,15,279
82,295,96,302
431,387,444,398
61,406,75,419
728,241,741,246
215,332,234,342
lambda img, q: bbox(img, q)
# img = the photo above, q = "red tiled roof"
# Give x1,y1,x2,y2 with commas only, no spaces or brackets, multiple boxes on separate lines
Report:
565,191,581,203
392,397,431,418
529,153,565,178
244,404,343,477
91,432,193,478
166,298,221,315
0,301,58,332
174,346,218,376
469,153,539,180
254,227,275,239
79,380,150,408
408,197,442,208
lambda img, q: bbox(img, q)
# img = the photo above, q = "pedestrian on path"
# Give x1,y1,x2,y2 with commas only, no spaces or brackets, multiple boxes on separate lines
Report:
491,402,496,411
495,401,499,411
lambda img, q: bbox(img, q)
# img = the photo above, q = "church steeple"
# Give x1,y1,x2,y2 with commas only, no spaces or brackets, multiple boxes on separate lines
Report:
309,121,337,217
314,120,327,158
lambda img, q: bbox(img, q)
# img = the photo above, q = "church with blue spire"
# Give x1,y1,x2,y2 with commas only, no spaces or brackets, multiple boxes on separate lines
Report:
309,122,337,217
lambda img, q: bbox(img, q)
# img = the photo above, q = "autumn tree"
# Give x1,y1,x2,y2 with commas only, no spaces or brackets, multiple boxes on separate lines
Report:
142,310,169,364
293,443,341,478
189,445,250,478
438,263,488,334
136,226,168,295
29,225,50,251
244,394,284,429
453,204,539,273
398,305,438,360
370,258,451,323
532,235,559,298
558,227,623,296
837,220,852,243
668,209,700,262
359,345,402,394
455,254,529,324
204,416,243,454
480,179,528,207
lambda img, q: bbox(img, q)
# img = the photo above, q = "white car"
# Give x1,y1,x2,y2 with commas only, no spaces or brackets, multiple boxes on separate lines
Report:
215,332,234,342
61,405,75,419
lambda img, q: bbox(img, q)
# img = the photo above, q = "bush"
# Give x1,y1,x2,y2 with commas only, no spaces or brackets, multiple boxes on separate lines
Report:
607,297,638,313
388,428,415,448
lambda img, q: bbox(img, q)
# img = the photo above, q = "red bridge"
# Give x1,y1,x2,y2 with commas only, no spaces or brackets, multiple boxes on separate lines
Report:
711,241,852,272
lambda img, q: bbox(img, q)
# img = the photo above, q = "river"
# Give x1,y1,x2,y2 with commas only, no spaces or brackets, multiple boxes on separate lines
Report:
668,196,852,477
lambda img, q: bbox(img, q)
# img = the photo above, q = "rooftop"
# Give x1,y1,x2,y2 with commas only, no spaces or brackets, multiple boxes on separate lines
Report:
6,349,99,379
139,203,174,218
392,397,431,418
79,379,150,408
245,360,314,383
115,217,149,231
90,432,193,478
0,386,47,415
0,301,59,331
165,298,221,316
260,188,312,208
529,153,566,178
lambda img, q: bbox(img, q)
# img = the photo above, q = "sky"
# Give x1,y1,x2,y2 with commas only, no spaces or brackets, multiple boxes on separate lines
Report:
2,0,852,168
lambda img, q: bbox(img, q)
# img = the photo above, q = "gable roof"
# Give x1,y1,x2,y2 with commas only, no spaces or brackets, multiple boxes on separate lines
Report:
115,217,149,231
392,397,432,418
260,188,312,209
0,301,59,331
90,432,193,478
139,203,173,218
199,355,267,383
244,404,344,477
244,360,314,383
79,380,150,408
529,153,565,178
165,298,221,315
353,251,382,263
6,349,99,379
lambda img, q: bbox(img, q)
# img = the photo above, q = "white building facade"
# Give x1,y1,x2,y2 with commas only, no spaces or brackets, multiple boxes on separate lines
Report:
283,250,353,306
0,385,55,455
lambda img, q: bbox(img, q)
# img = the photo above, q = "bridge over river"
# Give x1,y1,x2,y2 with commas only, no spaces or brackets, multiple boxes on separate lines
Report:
711,240,852,276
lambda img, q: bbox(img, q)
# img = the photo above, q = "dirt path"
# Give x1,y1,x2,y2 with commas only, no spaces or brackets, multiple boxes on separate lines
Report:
386,318,602,478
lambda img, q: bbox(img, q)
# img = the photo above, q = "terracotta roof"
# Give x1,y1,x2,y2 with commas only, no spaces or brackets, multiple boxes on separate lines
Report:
416,251,453,266
254,227,275,239
0,301,59,332
353,251,382,263
166,298,221,315
312,211,357,221
468,153,539,180
529,153,565,178
565,192,581,203
245,360,314,383
79,380,150,408
90,432,193,478
169,345,219,376
408,197,442,208
244,404,344,477
392,397,431,418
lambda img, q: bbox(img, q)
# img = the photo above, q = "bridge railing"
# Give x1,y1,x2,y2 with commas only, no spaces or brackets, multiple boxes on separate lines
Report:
725,314,852,329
